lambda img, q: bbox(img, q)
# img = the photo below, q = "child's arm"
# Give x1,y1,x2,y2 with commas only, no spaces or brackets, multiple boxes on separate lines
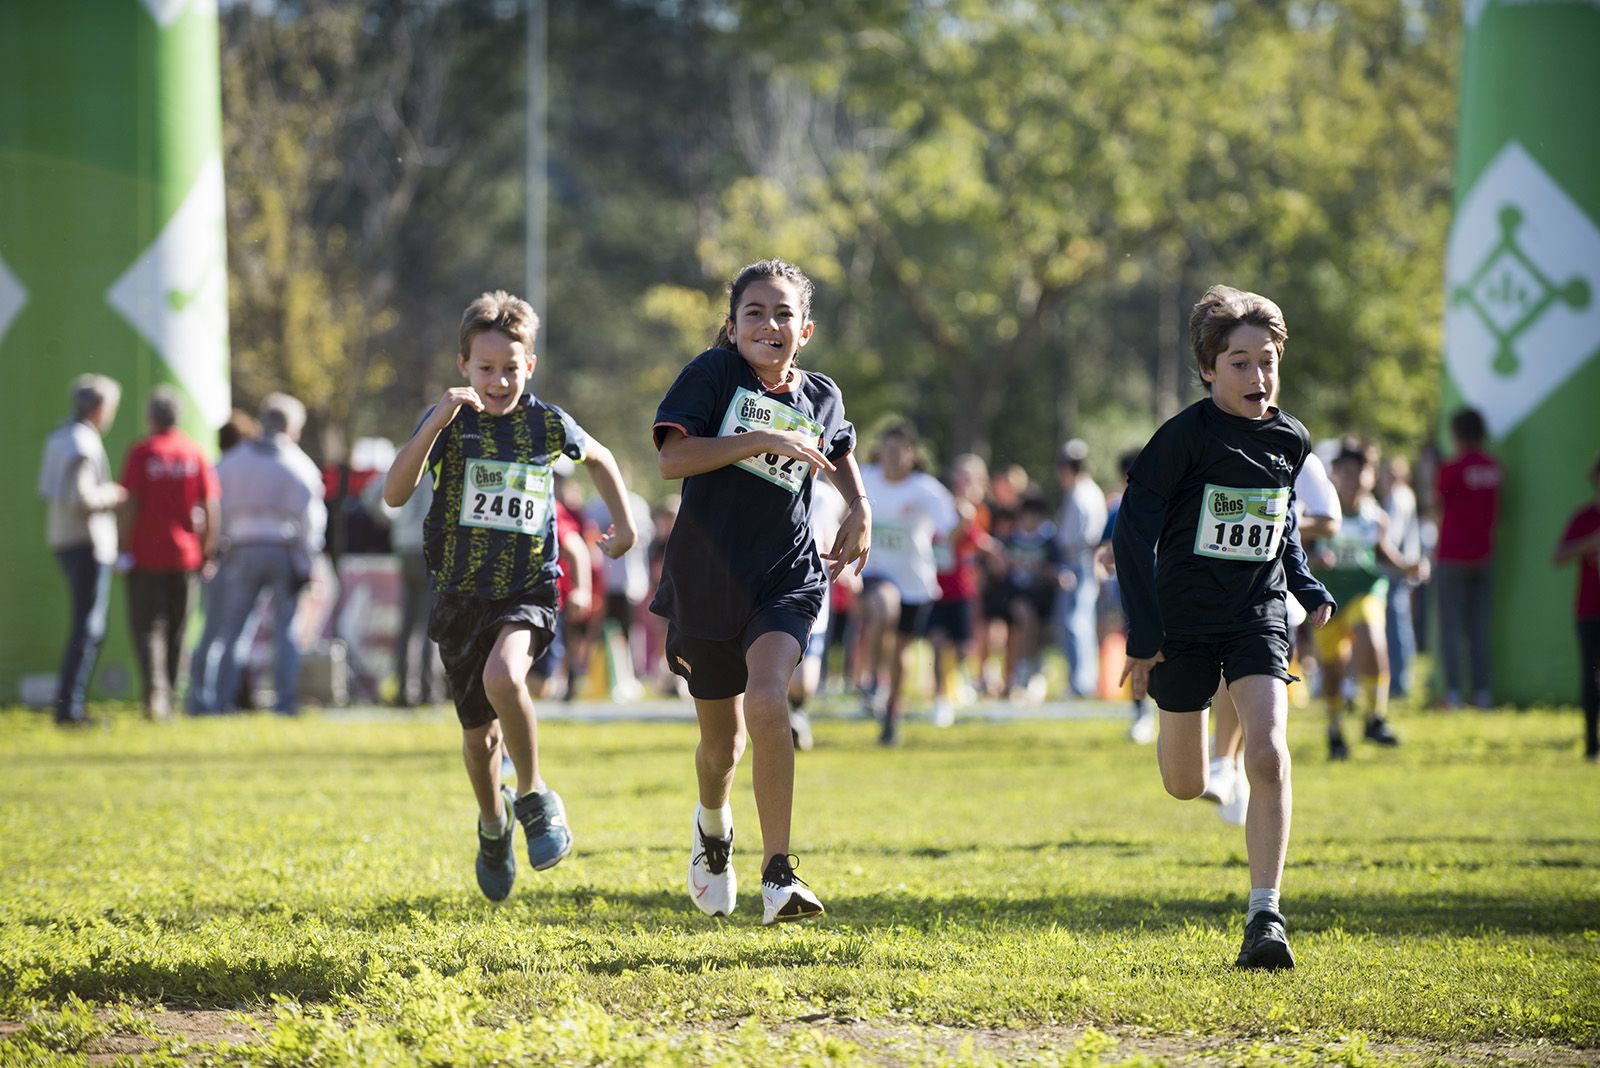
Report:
1554,517,1600,566
383,390,481,507
657,427,835,481
1281,505,1336,626
1111,480,1166,699
579,437,638,559
559,523,593,614
823,453,872,579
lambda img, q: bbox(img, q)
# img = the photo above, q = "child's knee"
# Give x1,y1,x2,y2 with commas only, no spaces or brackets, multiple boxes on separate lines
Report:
1243,736,1289,786
463,721,502,754
1161,767,1206,801
700,729,746,769
481,659,526,705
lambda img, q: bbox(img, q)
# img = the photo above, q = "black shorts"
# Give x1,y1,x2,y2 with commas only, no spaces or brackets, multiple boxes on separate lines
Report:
1147,632,1293,713
1011,585,1056,622
927,598,974,645
981,582,1013,622
428,587,559,729
665,605,814,701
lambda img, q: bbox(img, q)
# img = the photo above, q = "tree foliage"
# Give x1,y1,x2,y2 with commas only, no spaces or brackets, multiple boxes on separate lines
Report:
220,0,1460,484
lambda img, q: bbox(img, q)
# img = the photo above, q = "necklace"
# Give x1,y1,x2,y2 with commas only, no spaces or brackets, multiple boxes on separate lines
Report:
755,365,798,394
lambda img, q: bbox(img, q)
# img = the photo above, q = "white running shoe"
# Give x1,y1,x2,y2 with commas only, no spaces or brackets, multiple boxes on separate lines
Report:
687,806,736,917
930,697,955,729
1199,756,1235,805
761,853,824,925
1127,707,1157,745
1219,757,1250,825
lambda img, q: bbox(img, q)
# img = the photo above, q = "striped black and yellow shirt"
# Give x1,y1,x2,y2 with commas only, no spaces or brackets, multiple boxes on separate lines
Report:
422,394,587,599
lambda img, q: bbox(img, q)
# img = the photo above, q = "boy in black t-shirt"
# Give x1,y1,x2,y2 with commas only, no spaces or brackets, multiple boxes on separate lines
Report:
1113,285,1334,970
383,291,637,902
652,259,870,925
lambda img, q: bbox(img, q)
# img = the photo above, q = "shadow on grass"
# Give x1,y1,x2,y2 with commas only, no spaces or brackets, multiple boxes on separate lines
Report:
10,880,1596,1008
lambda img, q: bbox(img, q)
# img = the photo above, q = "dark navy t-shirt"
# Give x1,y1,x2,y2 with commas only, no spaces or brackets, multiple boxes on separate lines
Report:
1112,398,1332,658
650,348,856,641
422,393,587,599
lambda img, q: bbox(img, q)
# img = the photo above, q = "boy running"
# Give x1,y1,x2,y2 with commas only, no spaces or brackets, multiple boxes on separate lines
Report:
383,290,637,901
1114,285,1334,969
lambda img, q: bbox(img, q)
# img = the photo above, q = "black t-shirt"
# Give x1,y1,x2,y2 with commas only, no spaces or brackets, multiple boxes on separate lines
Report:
1112,398,1332,657
650,347,856,641
422,393,587,599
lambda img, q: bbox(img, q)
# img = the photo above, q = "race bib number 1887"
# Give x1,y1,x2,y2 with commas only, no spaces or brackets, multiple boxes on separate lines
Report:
1193,483,1290,561
716,387,826,493
458,458,553,534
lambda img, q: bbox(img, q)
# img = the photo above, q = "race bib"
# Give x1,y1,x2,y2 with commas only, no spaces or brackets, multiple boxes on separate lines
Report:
716,387,825,493
458,458,553,535
873,520,912,554
1193,483,1289,561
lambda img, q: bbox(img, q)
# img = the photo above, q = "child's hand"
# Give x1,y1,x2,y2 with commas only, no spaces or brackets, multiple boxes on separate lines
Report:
760,429,836,473
1309,602,1334,627
434,387,484,424
1119,651,1165,701
595,523,635,560
823,500,871,580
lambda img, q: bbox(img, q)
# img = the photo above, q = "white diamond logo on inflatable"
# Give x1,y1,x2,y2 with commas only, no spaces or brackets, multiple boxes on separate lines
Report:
105,155,232,428
0,253,26,348
1445,141,1597,437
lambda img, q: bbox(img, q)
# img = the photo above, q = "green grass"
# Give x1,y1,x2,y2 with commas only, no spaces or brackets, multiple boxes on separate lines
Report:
1,701,1596,1066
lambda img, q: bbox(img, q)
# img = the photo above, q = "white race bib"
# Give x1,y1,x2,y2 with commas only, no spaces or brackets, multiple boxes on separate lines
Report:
458,458,553,535
716,387,825,493
873,520,912,554
1193,483,1289,561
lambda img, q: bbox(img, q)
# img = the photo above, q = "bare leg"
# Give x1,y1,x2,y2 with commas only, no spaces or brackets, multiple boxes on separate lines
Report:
693,695,745,811
481,624,546,797
461,720,507,824
745,631,803,866
857,583,899,692
1211,678,1242,761
1232,674,1291,890
1157,706,1210,800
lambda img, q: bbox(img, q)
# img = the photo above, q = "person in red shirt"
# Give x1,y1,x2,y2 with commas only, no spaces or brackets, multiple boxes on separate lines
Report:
1554,454,1600,762
1433,408,1503,708
118,386,220,719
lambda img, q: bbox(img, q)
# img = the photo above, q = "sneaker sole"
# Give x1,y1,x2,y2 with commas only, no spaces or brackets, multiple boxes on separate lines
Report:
764,899,825,924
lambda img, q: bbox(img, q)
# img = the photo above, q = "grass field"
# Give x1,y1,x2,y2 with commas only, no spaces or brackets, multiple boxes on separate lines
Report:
1,700,1596,1066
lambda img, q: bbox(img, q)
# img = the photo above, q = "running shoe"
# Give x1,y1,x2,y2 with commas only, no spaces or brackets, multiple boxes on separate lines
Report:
687,805,736,917
1127,707,1157,745
475,785,517,901
1235,909,1295,970
1218,757,1250,826
930,697,955,729
878,713,901,748
761,853,824,925
1327,728,1350,761
789,707,815,752
1363,715,1401,746
513,789,573,871
1200,756,1235,804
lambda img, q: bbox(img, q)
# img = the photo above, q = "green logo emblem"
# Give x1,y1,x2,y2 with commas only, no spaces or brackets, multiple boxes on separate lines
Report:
473,465,505,490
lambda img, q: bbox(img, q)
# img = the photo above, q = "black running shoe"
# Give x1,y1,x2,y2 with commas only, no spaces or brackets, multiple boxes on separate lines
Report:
475,785,517,901
1235,909,1296,970
1327,729,1350,761
878,714,901,748
1363,716,1401,746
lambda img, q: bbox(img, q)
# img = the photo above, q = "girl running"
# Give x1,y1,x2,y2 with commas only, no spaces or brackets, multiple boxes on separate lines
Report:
651,259,870,924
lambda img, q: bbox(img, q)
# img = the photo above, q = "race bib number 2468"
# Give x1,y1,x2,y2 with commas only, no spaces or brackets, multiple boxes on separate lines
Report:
458,458,552,534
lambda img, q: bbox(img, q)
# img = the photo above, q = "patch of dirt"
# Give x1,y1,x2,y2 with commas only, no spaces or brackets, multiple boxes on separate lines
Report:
753,1018,1600,1067
0,1007,269,1065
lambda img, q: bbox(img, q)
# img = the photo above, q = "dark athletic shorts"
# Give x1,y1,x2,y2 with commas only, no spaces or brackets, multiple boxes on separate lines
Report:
861,577,933,638
927,598,975,645
1147,632,1293,713
429,586,559,729
665,605,814,701
981,581,1013,622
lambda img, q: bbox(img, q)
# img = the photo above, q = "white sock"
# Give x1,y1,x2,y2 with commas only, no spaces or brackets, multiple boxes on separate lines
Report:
1247,887,1281,922
698,803,733,839
480,813,509,838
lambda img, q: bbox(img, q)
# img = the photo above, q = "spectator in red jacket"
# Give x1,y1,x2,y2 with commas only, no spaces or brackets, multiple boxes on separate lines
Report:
120,386,220,719
1433,408,1502,709
1554,454,1600,762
